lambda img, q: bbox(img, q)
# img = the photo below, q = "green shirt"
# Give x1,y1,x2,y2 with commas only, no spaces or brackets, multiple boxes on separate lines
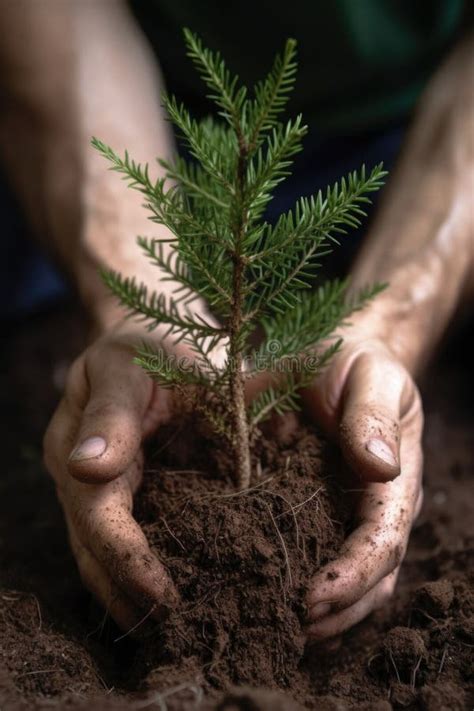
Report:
130,0,465,134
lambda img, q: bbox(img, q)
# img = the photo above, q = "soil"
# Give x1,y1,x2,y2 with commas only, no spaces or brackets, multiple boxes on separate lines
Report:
131,418,349,708
1,302,473,711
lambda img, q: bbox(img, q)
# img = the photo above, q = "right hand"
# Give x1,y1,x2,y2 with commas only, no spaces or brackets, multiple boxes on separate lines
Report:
302,331,424,641
43,326,182,631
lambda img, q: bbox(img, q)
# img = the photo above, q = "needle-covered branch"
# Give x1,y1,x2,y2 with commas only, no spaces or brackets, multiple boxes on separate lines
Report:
102,270,225,341
94,30,386,489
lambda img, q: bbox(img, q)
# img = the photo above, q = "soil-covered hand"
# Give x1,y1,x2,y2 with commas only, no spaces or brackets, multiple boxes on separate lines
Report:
43,328,181,631
303,329,423,641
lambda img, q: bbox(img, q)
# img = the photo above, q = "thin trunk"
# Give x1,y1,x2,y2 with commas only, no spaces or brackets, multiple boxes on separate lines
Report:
228,133,251,489
229,251,251,488
229,348,252,489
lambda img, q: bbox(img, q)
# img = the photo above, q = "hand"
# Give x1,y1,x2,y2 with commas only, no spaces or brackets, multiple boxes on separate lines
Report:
43,326,181,631
303,327,423,641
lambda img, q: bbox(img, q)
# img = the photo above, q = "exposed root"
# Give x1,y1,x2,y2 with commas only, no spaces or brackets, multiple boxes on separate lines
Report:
261,498,293,590
287,486,324,515
1,591,42,632
259,488,302,553
113,606,156,643
411,607,438,625
410,654,423,690
161,517,187,552
367,652,383,677
437,645,449,676
131,683,204,710
388,648,401,683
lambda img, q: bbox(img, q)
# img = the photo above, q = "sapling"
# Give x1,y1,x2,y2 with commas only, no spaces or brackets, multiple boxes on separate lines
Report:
92,30,386,490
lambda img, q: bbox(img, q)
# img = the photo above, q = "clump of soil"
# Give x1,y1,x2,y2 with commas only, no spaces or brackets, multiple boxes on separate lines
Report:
382,627,427,683
412,580,454,618
0,589,107,709
132,419,349,706
216,686,303,710
1,305,473,710
366,569,473,710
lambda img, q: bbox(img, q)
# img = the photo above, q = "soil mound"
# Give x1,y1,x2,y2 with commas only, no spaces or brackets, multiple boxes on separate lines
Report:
132,421,348,708
1,307,473,710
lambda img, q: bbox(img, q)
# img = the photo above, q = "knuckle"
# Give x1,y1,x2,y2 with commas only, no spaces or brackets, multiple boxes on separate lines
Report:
346,567,371,599
327,566,368,608
341,406,400,447
85,399,118,420
401,380,424,426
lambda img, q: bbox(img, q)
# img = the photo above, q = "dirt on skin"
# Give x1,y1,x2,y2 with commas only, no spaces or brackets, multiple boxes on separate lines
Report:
1,303,473,711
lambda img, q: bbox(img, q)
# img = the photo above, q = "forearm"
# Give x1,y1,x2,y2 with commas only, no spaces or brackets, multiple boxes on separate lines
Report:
0,0,203,332
350,34,474,374
73,0,180,331
0,1,80,270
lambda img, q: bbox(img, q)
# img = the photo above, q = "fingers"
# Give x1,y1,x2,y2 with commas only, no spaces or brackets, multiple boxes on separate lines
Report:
77,477,179,618
307,413,422,635
43,340,179,628
302,344,418,484
306,488,404,615
46,405,178,624
307,477,415,612
307,569,399,641
69,528,143,632
67,344,154,483
338,352,408,482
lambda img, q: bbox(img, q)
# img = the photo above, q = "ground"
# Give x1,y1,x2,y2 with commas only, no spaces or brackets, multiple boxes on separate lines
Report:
0,303,472,710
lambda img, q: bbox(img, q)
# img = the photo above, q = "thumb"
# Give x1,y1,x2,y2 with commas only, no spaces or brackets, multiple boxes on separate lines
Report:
338,352,404,483
67,347,154,484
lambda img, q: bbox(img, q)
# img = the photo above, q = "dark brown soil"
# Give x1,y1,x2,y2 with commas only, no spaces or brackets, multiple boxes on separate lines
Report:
131,419,348,708
1,303,473,710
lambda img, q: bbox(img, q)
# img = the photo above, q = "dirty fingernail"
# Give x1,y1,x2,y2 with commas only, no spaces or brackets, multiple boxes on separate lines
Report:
70,436,107,461
366,438,397,467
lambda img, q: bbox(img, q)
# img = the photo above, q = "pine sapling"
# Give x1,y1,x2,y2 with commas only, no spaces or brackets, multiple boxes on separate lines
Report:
92,30,386,490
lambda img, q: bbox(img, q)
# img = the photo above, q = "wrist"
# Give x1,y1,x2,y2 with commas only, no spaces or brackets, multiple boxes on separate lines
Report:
349,164,472,374
75,194,190,334
345,295,420,373
349,216,470,375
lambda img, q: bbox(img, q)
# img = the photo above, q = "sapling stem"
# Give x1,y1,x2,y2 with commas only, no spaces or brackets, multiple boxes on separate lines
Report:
228,135,252,488
228,345,251,489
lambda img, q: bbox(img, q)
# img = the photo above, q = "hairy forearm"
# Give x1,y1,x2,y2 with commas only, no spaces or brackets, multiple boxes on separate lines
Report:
0,0,204,332
351,34,474,374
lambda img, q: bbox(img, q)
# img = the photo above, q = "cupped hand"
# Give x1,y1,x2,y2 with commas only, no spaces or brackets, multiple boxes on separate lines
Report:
302,330,424,641
43,327,181,631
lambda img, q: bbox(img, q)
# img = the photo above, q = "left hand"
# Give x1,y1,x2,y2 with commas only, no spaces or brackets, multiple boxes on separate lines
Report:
43,326,184,630
301,329,424,642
